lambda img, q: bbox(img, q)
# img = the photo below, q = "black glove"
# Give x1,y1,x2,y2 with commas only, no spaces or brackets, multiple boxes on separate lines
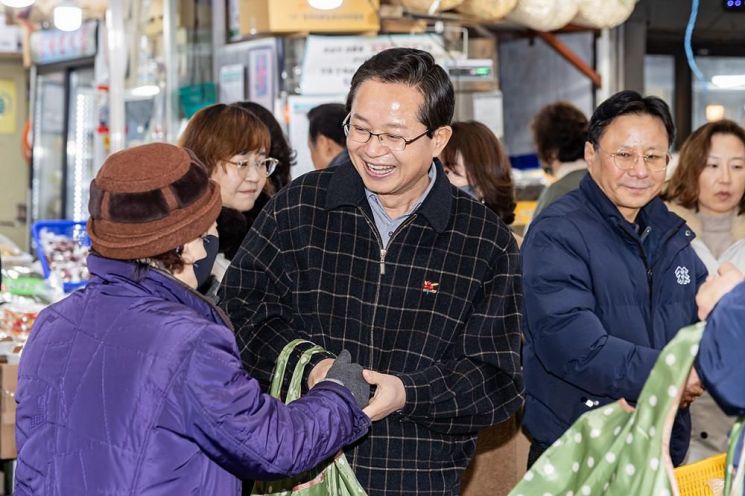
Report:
324,349,370,409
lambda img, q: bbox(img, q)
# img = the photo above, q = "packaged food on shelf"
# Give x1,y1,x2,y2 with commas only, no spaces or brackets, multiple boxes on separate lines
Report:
0,234,33,267
1,301,44,338
32,220,90,293
2,261,50,301
0,299,43,366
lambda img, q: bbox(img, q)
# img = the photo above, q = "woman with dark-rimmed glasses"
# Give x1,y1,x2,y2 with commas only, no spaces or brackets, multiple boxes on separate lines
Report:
179,103,279,296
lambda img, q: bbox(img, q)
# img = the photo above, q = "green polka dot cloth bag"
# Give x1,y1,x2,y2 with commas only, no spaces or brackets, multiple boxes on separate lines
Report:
725,418,745,496
251,339,368,496
510,322,745,496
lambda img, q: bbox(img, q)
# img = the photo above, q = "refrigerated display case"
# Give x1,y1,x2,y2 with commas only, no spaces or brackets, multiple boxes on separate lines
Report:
116,0,213,147
29,21,101,224
65,68,97,221
31,62,97,223
31,71,66,222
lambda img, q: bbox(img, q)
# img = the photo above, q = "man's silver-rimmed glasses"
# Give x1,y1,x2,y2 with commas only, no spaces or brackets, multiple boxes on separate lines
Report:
596,146,670,173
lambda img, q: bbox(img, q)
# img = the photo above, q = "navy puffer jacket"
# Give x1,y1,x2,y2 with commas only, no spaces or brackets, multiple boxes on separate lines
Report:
522,174,707,465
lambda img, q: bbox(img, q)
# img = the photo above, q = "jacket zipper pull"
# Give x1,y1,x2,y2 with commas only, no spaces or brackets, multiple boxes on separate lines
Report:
380,249,386,275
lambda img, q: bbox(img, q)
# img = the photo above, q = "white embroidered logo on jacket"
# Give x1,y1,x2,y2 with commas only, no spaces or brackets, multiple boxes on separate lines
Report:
675,266,691,285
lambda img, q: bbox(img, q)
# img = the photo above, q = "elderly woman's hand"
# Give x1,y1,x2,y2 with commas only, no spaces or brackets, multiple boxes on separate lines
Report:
696,262,745,321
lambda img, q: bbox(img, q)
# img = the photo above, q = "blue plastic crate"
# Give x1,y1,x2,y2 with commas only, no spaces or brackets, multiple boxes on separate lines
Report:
31,220,91,293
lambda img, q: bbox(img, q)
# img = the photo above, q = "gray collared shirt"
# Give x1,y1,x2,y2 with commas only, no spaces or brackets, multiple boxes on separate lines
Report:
365,163,437,248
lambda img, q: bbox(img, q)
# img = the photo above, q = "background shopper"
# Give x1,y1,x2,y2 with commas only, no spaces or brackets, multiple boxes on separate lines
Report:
439,120,517,227
663,119,745,461
530,101,589,220
179,103,278,293
307,102,348,170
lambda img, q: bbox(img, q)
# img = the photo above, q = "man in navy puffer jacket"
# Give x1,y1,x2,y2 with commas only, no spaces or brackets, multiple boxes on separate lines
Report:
522,91,708,467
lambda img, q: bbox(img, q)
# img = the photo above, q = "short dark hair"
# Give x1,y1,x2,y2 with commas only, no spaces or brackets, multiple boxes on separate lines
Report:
532,102,588,164
587,90,675,149
147,248,185,273
90,247,186,276
128,248,185,281
346,48,454,136
663,119,745,214
308,103,347,147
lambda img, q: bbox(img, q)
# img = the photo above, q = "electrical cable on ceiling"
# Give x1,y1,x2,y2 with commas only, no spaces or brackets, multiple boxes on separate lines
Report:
684,0,705,83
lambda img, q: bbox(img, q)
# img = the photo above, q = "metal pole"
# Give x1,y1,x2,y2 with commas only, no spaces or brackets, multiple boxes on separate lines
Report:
212,0,226,80
28,63,38,228
163,0,179,143
595,28,613,104
106,2,126,153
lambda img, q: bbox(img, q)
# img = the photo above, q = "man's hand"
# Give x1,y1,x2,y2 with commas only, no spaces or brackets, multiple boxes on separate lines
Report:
307,358,334,389
696,262,745,320
680,367,705,409
361,369,406,421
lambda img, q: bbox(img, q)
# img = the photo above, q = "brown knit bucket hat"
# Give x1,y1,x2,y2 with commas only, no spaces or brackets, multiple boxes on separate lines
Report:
87,143,222,260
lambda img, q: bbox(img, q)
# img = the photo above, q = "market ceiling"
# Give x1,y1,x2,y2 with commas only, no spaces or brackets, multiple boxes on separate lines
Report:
632,0,745,44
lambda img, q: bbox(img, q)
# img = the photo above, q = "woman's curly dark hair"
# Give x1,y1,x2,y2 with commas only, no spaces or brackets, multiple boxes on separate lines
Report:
531,101,588,166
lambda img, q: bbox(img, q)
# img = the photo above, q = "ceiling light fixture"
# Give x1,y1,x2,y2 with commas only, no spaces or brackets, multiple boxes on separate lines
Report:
54,2,82,32
128,85,161,98
0,0,35,7
711,75,745,89
307,0,343,10
705,104,726,122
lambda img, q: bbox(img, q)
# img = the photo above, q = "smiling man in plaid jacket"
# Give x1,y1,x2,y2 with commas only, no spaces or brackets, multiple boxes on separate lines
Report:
220,48,524,496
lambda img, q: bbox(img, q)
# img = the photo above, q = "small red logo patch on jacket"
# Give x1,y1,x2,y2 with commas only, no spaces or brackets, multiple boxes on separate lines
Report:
422,280,439,294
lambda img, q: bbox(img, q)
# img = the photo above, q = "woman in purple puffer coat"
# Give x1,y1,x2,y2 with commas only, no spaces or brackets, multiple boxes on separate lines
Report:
14,143,370,495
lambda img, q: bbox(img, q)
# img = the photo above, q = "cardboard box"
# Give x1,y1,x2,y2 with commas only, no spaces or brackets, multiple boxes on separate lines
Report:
0,364,17,460
238,0,380,36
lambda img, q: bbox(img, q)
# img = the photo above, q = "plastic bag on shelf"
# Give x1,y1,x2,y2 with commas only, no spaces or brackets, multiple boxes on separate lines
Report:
572,0,637,29
455,0,517,20
391,0,465,14
506,0,580,32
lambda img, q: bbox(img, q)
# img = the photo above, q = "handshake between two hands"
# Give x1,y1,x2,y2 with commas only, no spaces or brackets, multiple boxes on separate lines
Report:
308,350,406,422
